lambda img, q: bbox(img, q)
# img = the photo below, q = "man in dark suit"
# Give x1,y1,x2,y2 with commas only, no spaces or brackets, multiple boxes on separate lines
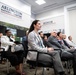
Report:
48,31,76,75
57,32,71,49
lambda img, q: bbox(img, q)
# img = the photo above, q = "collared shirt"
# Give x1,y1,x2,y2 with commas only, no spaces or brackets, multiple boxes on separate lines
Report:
66,39,76,48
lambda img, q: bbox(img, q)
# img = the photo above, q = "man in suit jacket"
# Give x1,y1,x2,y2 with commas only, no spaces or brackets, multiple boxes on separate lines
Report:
48,31,76,75
48,31,63,49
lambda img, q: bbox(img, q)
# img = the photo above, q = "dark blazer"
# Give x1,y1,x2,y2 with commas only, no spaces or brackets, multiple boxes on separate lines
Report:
63,40,70,48
43,40,52,47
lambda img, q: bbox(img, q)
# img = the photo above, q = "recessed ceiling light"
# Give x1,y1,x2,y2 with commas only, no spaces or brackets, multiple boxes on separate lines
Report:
35,0,46,5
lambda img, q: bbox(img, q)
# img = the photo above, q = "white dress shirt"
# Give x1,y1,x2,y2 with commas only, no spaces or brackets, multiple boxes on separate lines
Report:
1,36,15,52
66,39,76,49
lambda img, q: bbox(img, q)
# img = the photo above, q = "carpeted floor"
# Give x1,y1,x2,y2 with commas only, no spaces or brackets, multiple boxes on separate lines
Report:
0,62,73,75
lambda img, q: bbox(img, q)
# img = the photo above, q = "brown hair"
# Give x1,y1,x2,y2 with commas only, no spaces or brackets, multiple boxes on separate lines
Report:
28,20,39,33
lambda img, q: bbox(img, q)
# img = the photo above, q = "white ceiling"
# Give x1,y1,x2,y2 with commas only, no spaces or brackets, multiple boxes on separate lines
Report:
20,0,76,14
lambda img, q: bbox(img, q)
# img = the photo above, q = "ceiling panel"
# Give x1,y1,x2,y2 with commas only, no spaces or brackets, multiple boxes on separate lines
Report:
20,0,76,14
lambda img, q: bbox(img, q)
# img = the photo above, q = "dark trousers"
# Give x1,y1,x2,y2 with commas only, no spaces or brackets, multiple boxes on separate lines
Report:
61,49,76,75
38,51,64,73
2,51,24,66
68,49,76,75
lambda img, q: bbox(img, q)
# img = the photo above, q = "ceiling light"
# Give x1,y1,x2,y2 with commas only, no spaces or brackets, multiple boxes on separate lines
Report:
35,0,46,5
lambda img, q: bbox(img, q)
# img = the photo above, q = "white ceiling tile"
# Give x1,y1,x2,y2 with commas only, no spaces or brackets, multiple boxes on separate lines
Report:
20,0,76,14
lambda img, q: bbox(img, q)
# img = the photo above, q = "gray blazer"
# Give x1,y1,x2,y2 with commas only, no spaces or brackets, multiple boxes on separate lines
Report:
48,36,62,49
27,31,47,61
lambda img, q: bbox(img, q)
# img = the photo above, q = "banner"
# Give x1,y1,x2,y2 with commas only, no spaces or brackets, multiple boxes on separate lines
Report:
0,2,22,19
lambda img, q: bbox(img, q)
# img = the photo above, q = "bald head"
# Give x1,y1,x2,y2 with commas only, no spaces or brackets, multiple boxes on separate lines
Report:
51,31,57,37
62,34,66,39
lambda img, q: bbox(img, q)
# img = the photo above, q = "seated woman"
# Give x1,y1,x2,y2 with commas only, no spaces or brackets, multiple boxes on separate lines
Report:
1,30,24,75
27,20,65,75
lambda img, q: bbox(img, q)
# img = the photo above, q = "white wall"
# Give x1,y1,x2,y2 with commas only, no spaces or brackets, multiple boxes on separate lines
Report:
0,0,31,28
63,3,76,41
41,15,64,33
36,8,64,20
31,12,35,23
36,8,65,33
69,9,76,43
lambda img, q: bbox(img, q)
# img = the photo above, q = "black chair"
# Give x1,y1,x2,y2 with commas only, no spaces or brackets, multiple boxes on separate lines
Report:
23,41,61,75
0,48,10,73
26,49,60,75
61,52,73,75
0,48,5,63
47,41,73,75
55,48,73,75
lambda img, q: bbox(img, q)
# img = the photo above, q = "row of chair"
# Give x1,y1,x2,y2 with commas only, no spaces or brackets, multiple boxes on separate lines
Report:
0,47,73,75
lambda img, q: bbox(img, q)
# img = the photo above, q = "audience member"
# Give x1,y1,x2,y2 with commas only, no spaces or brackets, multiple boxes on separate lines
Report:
22,30,28,58
48,31,62,49
39,31,44,39
0,32,4,63
27,20,65,75
0,32,3,48
48,31,76,75
1,30,24,75
57,32,71,49
62,34,66,39
39,32,52,47
66,36,76,49
22,30,28,43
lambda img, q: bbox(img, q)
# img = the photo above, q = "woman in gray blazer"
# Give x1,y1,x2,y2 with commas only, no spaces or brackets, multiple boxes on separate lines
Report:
27,20,65,75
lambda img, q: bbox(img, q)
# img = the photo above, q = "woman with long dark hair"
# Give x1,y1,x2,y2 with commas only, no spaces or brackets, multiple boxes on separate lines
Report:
27,20,65,75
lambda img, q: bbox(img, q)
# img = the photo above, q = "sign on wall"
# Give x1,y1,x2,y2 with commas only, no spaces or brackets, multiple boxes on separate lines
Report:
0,2,22,19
